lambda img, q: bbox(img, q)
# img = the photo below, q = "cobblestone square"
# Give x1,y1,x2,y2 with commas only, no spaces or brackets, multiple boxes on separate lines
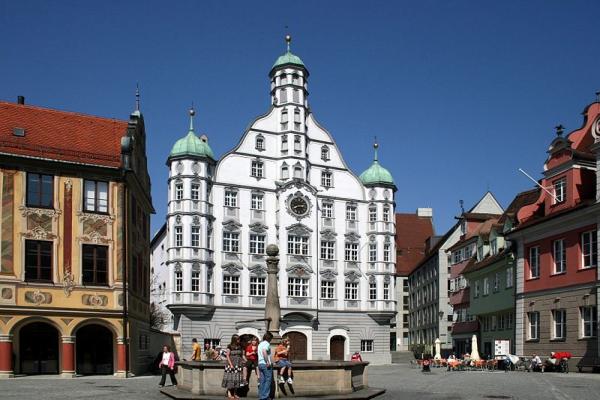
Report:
1,364,599,400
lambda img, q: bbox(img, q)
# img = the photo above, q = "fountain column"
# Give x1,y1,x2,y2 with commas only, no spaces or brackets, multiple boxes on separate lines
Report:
265,244,282,345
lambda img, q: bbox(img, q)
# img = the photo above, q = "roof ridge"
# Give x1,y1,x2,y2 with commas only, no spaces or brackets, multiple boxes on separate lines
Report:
0,101,127,124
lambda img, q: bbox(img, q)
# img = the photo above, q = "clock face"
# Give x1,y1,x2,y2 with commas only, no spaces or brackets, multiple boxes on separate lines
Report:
290,197,309,216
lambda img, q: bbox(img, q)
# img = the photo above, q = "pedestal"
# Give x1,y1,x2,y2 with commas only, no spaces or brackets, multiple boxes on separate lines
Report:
115,337,127,377
0,335,13,378
61,336,76,378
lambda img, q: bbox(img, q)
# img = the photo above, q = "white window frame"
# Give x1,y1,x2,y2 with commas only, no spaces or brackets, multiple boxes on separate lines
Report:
191,183,200,201
223,275,240,295
553,177,566,204
506,267,514,288
175,183,184,200
346,204,357,221
529,246,540,279
368,282,377,300
553,309,566,340
383,282,390,300
320,240,335,260
288,277,309,297
191,226,201,247
191,271,200,292
474,280,480,298
345,242,359,262
345,281,359,300
581,230,598,269
322,202,333,218
383,244,391,262
222,232,240,253
368,206,377,222
320,280,335,299
321,171,333,187
251,160,264,178
483,277,489,296
383,206,390,222
360,340,373,352
251,193,264,210
175,270,183,292
528,311,540,340
321,146,329,161
581,306,598,338
553,239,566,274
224,190,237,207
249,234,265,255
288,235,309,256
368,243,377,262
255,135,264,150
174,226,183,247
249,276,266,297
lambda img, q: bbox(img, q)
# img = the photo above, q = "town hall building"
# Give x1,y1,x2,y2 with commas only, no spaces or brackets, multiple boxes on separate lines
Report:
150,36,397,364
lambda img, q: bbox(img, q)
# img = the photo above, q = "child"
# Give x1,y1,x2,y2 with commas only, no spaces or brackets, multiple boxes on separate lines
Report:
242,337,260,386
274,338,293,384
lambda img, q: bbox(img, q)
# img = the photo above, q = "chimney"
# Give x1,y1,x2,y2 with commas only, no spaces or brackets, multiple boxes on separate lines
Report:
417,207,433,218
17,96,25,105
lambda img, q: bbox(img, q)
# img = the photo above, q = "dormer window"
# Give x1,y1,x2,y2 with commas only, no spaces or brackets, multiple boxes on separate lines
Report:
553,177,566,204
255,135,265,151
321,146,330,161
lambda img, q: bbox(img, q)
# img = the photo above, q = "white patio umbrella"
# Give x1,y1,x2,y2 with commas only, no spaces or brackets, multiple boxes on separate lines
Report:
470,334,481,361
434,338,441,360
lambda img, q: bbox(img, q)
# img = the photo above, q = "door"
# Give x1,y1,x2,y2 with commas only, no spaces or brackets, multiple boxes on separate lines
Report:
19,322,59,375
330,335,345,360
76,324,113,375
283,332,307,360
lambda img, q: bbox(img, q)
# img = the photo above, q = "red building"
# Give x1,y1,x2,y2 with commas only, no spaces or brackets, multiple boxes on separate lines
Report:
509,100,600,369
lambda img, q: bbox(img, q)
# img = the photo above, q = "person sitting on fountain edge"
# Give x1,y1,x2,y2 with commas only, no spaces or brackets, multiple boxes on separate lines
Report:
274,338,293,384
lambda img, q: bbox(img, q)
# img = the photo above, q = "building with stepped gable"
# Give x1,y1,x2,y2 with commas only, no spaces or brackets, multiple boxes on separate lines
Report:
150,36,397,364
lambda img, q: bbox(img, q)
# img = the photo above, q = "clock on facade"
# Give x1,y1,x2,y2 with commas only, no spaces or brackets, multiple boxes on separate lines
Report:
289,196,309,217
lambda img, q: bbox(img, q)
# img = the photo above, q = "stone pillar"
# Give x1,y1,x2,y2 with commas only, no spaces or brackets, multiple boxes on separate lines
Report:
116,337,127,377
61,336,76,378
265,244,282,345
0,334,14,378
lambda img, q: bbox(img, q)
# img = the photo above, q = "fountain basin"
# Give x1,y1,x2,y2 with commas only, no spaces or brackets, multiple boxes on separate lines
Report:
165,360,384,399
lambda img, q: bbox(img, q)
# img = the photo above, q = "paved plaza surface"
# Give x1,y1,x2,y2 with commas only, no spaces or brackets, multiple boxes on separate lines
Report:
1,364,599,400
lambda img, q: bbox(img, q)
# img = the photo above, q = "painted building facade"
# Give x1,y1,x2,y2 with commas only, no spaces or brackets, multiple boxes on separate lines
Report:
509,101,600,368
0,98,154,377
151,37,397,364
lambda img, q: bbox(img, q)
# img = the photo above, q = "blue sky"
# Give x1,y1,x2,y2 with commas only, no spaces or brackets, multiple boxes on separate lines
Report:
1,1,599,236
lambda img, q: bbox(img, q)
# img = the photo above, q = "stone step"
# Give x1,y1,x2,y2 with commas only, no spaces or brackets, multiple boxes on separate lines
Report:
160,387,385,399
390,351,414,364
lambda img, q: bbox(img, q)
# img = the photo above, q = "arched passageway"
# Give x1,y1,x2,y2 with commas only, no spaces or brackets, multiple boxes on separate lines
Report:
76,324,114,375
19,322,59,375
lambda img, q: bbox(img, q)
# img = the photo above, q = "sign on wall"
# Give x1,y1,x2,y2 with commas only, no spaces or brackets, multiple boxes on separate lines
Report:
494,340,510,356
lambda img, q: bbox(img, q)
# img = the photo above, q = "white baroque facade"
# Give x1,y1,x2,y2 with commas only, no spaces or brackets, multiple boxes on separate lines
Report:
152,37,397,364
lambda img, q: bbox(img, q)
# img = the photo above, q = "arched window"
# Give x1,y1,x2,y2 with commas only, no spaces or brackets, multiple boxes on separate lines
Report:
321,146,330,161
255,135,264,150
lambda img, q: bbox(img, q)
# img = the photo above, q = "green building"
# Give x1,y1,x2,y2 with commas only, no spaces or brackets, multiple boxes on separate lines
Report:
463,222,516,357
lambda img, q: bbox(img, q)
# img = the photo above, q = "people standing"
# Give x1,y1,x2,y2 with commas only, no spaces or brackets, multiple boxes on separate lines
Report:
158,345,177,387
222,334,244,400
243,337,260,386
257,332,273,400
190,338,201,361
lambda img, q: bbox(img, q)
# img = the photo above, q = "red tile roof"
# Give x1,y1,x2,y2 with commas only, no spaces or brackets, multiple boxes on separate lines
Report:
0,101,128,168
395,213,435,276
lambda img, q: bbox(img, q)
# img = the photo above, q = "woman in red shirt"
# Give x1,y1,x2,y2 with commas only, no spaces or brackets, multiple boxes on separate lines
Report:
242,337,260,386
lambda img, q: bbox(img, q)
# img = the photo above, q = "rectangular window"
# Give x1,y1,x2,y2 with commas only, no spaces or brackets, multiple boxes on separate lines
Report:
369,282,377,300
581,230,598,268
483,277,489,296
493,272,500,292
82,245,108,285
529,246,540,278
320,280,335,299
191,271,200,292
528,311,540,340
175,183,183,200
506,267,514,288
191,226,201,247
288,277,309,297
191,183,200,201
474,280,480,298
280,88,288,103
223,275,240,295
203,338,220,349
83,180,109,213
251,193,264,210
553,309,566,340
346,204,357,221
281,135,288,151
383,206,390,222
251,160,264,178
175,270,183,291
174,226,183,247
322,202,333,218
288,235,309,255
293,89,300,103
345,243,359,262
222,232,240,253
369,206,377,222
553,177,566,203
490,238,498,255
224,190,237,207
249,234,265,254
320,241,335,260
383,282,390,300
294,135,301,151
345,281,359,300
383,244,391,262
369,243,377,262
581,306,598,338
26,173,53,208
249,276,266,296
321,171,332,187
360,340,373,352
24,240,53,282
553,239,566,274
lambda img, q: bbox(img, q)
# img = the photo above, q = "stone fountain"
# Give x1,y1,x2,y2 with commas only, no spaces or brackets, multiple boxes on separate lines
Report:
162,245,384,399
